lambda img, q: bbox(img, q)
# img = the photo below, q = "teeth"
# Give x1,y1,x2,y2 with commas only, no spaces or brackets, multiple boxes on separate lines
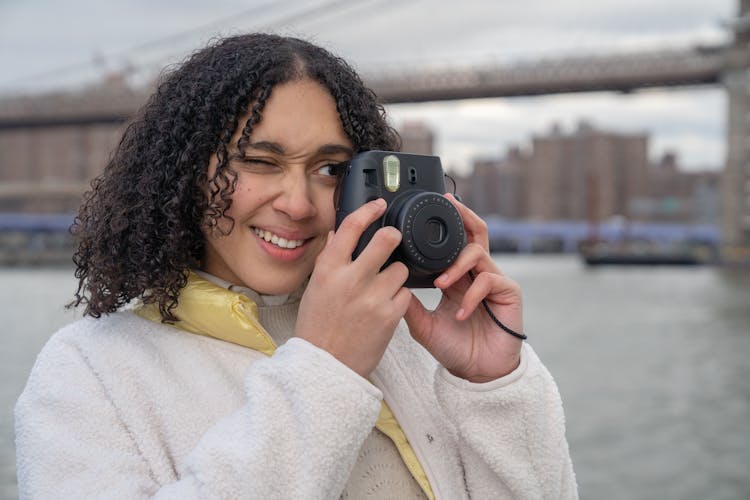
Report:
253,228,305,249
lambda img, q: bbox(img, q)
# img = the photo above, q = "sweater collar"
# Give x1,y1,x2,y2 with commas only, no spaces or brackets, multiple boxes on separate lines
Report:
192,270,305,307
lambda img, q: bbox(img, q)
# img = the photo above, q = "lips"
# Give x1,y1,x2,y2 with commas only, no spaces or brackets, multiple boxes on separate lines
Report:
252,227,307,249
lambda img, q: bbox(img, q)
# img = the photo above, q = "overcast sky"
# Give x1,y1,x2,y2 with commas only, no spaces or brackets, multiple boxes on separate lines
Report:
0,0,739,173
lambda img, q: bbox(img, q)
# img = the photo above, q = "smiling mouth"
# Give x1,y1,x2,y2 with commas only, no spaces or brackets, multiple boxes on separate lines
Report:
252,227,307,249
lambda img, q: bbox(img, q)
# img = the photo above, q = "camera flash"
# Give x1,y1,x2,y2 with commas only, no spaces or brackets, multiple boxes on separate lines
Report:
383,155,400,192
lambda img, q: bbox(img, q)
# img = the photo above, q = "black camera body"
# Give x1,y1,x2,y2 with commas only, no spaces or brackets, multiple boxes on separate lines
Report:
335,151,466,288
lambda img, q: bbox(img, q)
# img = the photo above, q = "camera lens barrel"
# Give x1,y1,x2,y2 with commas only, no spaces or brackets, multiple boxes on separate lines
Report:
388,191,465,274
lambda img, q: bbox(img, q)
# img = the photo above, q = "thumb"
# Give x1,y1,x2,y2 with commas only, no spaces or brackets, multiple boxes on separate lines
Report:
404,293,432,347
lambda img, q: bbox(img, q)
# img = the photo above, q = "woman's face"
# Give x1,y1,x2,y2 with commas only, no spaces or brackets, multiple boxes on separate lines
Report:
201,78,354,294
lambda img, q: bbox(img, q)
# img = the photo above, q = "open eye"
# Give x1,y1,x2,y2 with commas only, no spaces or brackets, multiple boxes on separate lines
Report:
318,164,336,177
318,160,349,177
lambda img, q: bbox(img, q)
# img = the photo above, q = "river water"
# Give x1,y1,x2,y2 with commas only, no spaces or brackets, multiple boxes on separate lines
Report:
2,256,749,499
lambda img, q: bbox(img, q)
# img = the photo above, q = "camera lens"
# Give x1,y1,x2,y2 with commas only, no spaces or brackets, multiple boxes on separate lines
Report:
425,218,447,245
387,191,465,275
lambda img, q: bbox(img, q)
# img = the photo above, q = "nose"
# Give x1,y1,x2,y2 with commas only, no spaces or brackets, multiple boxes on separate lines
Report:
272,172,317,221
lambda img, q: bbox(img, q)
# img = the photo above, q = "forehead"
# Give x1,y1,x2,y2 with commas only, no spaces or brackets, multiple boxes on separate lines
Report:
238,79,351,149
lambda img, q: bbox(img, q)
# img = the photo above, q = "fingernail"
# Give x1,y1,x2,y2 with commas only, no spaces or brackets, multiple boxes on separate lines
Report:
436,273,448,285
374,198,386,208
456,308,465,319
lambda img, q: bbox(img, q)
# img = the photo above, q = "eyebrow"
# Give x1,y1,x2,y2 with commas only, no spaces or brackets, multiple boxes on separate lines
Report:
245,141,353,157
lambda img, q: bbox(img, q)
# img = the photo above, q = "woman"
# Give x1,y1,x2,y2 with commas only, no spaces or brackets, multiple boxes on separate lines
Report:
16,33,577,499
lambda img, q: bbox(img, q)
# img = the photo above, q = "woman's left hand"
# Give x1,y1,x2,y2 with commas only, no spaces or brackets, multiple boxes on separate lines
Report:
404,194,524,383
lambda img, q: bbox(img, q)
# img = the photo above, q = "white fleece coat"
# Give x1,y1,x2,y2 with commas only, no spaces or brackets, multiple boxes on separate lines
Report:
15,312,577,499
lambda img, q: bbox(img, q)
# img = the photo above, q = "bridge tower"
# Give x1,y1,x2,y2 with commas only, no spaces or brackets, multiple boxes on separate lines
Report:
721,0,750,255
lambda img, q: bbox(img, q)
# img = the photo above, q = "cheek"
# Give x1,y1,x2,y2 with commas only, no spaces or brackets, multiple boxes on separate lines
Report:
224,177,265,218
315,189,337,229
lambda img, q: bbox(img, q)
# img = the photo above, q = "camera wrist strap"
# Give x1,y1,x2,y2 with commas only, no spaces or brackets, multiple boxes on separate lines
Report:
468,271,527,341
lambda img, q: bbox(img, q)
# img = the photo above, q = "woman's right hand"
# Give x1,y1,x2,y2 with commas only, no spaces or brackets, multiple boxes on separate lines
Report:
295,198,411,378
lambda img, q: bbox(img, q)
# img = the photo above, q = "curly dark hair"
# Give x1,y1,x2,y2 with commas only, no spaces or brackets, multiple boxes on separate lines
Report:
70,33,401,321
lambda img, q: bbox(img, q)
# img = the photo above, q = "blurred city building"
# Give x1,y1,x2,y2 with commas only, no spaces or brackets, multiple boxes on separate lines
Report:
450,121,720,226
399,120,435,156
464,146,528,219
0,79,141,213
526,121,649,223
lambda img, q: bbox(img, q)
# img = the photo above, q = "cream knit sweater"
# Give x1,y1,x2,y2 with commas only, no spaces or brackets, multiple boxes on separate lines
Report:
232,280,426,498
16,299,577,499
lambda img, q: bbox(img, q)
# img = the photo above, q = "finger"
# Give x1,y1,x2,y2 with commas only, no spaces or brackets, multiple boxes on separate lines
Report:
454,273,489,320
374,261,410,297
453,271,517,318
393,286,413,319
314,230,335,266
353,226,402,274
444,193,489,251
434,242,499,289
328,198,387,260
374,284,412,330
